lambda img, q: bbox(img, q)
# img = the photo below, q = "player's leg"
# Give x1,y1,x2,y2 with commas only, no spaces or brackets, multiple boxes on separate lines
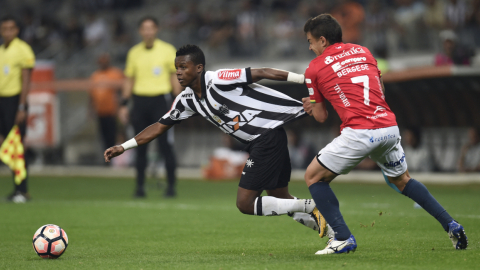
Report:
266,152,328,237
305,129,372,254
373,126,467,249
1,95,29,200
131,95,149,197
237,128,315,216
153,95,177,197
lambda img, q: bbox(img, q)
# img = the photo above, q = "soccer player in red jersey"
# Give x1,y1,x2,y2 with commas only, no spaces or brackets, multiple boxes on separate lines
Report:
301,14,467,254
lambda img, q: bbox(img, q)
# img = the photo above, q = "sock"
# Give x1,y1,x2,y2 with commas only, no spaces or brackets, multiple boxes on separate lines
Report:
254,196,314,216
401,179,453,231
309,182,351,240
290,212,319,231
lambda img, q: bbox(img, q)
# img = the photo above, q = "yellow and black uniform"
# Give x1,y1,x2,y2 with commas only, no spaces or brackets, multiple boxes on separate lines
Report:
125,38,177,196
0,37,35,193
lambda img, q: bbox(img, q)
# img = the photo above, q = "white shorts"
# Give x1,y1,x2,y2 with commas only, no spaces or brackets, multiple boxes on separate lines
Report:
317,126,407,177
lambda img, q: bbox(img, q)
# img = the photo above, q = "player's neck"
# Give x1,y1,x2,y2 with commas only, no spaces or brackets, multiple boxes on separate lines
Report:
190,76,202,98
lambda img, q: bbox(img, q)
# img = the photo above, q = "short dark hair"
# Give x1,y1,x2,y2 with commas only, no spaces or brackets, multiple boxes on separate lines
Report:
303,14,342,44
176,44,206,66
1,15,19,27
138,16,158,28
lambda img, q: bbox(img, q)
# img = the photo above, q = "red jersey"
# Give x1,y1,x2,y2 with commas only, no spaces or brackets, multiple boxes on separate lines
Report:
305,42,397,130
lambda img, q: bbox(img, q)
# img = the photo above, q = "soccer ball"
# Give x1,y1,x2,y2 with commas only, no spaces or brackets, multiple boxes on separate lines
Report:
32,224,68,259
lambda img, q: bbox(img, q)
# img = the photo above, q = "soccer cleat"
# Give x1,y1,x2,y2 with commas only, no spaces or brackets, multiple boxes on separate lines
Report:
6,191,30,203
448,220,468,250
310,207,328,238
315,235,357,255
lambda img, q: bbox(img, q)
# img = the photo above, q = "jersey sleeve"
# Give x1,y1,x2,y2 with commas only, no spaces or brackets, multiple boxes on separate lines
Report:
305,66,324,103
211,67,253,86
124,49,135,78
158,93,198,125
21,44,35,69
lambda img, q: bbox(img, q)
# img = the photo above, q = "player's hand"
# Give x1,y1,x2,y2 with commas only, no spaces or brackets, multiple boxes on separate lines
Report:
302,97,313,116
118,106,129,125
14,110,27,125
104,145,125,162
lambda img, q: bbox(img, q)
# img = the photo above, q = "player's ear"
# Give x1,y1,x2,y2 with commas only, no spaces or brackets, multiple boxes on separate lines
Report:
196,64,204,73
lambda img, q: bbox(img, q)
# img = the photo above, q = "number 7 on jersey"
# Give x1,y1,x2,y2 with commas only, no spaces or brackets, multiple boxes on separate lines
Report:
351,75,370,106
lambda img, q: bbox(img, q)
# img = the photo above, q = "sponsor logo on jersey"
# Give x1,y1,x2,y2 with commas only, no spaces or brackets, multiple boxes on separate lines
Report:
366,112,388,120
226,109,261,131
308,87,314,95
305,78,312,84
334,84,350,107
218,69,241,80
212,115,222,124
369,134,396,143
331,57,367,72
182,93,193,98
170,109,181,120
324,47,365,65
374,106,386,114
384,153,405,167
219,104,230,115
207,79,213,90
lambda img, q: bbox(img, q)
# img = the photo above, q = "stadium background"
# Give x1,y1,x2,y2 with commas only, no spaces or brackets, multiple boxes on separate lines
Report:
1,0,480,269
1,0,480,176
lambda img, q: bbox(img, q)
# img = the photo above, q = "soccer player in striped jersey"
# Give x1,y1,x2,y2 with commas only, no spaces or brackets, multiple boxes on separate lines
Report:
105,44,332,239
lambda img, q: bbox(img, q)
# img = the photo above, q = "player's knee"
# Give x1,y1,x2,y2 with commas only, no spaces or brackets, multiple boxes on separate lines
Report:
236,200,254,215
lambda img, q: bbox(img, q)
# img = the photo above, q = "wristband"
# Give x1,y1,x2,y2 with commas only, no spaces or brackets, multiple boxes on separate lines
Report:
287,72,305,84
121,138,138,150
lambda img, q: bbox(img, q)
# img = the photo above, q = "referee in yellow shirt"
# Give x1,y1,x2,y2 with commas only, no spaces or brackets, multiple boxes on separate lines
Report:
0,16,35,202
119,16,181,198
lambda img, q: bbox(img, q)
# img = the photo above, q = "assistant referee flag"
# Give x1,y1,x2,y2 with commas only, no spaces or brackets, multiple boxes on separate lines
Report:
0,125,27,185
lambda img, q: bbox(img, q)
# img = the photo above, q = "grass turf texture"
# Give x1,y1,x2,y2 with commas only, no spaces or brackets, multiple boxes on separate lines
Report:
0,176,478,270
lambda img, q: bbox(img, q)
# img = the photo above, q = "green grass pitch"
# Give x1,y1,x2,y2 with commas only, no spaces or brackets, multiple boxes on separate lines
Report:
0,176,478,269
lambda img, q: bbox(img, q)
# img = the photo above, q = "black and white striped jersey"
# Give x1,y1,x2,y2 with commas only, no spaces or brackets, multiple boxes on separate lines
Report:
159,68,305,144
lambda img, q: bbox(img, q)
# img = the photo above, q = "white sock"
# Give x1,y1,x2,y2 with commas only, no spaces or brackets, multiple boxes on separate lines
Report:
291,212,319,231
254,196,315,216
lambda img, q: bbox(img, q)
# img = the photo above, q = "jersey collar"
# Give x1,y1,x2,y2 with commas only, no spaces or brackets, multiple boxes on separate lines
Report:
1,37,19,50
323,42,344,55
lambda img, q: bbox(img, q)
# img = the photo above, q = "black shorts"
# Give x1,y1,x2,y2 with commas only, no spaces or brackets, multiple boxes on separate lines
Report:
0,94,26,138
239,127,291,191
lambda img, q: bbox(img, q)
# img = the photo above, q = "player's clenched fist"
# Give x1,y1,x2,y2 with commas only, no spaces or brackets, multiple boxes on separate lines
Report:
104,145,125,162
302,97,313,116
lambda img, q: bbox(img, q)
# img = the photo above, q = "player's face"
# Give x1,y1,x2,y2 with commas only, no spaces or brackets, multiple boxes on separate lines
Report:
175,55,203,88
139,20,158,42
306,32,327,56
0,20,19,44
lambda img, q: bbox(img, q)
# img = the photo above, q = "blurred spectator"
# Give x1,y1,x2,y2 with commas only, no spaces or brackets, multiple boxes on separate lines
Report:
434,30,474,66
466,0,480,46
458,127,480,172
208,10,235,50
445,0,467,30
331,0,365,44
64,17,84,55
272,11,296,57
364,0,390,50
83,13,109,49
402,127,436,172
286,129,316,169
424,0,446,29
393,0,426,51
235,0,262,57
89,53,124,152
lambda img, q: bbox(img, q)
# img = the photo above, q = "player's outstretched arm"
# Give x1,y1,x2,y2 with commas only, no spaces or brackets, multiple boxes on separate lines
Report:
251,68,304,84
104,122,172,162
